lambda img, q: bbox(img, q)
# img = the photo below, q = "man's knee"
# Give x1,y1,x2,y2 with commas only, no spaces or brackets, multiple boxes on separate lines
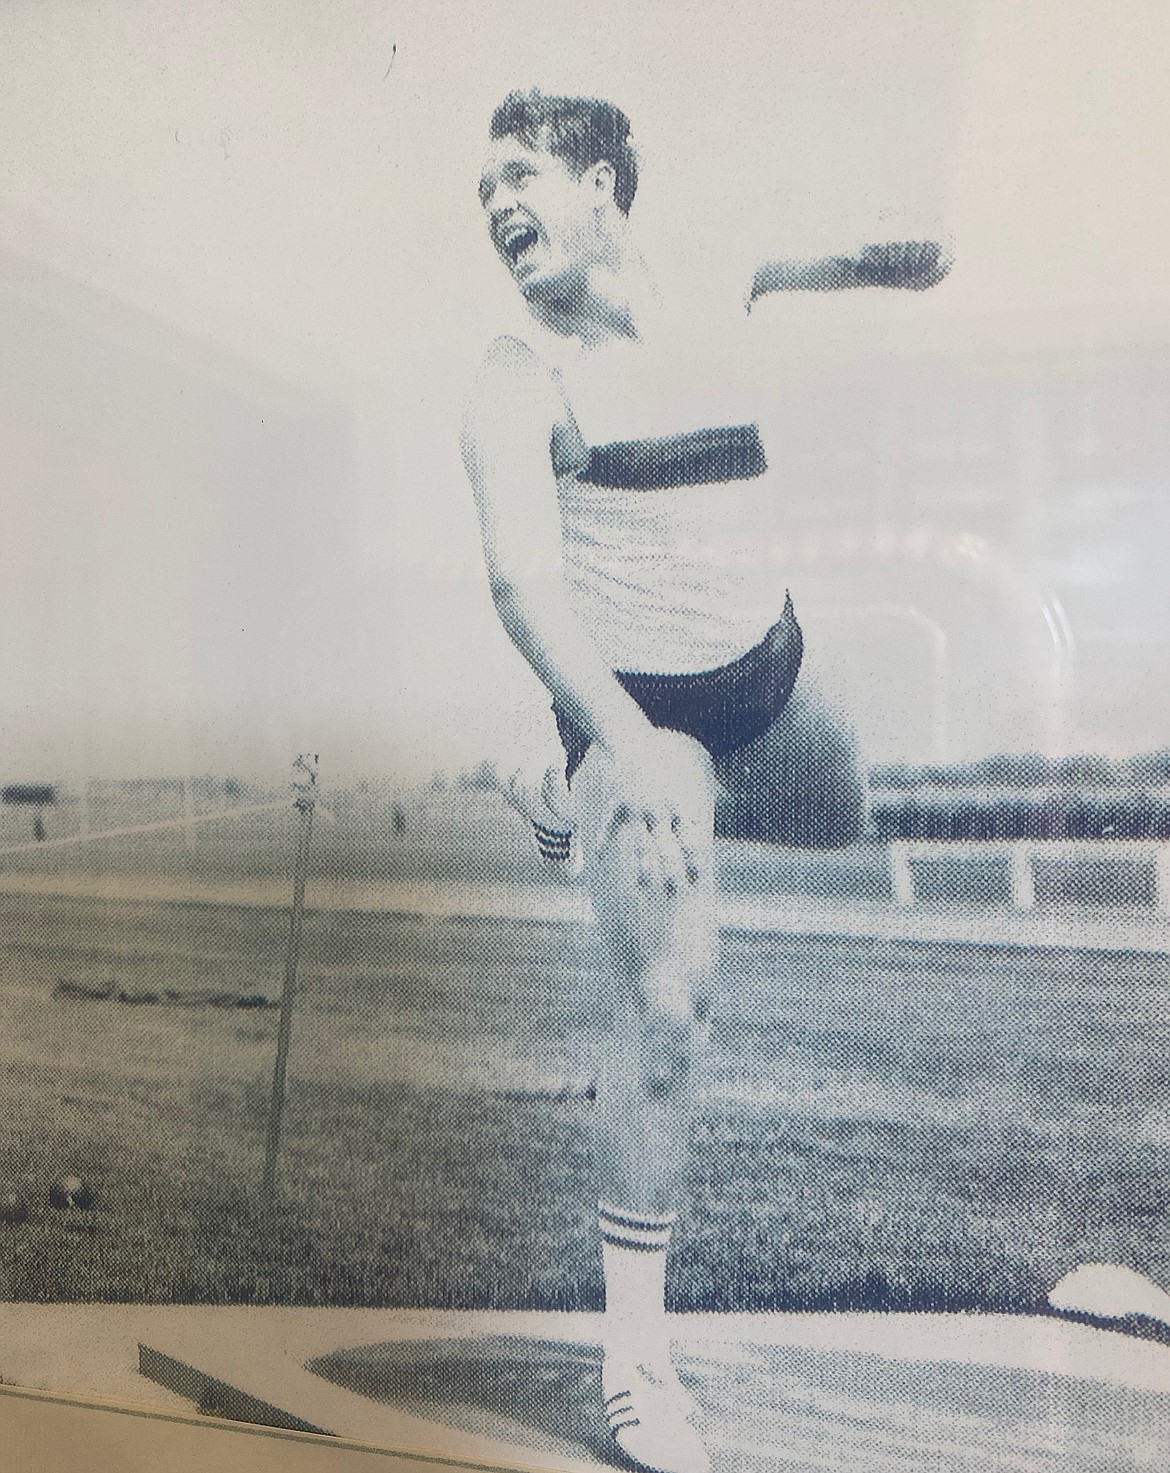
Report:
638,1002,701,1099
715,685,867,847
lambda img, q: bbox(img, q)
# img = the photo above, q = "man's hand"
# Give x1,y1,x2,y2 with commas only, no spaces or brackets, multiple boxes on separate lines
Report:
855,239,953,290
589,727,713,897
576,725,717,1007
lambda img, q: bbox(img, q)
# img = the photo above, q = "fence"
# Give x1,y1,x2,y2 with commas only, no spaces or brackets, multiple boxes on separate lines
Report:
889,838,1170,913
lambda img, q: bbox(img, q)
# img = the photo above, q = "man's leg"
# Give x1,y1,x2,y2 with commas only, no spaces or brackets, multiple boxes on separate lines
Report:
570,733,716,1473
714,680,867,848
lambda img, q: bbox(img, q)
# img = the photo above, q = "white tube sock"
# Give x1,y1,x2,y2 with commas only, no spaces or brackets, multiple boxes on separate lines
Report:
598,1199,676,1356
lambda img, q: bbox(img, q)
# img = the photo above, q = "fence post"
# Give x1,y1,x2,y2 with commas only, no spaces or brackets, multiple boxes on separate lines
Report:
890,843,915,906
1009,844,1036,909
263,753,319,1201
1156,843,1170,917
183,777,197,849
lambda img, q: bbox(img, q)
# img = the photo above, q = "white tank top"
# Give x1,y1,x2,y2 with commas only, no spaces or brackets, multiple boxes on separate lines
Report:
547,310,786,675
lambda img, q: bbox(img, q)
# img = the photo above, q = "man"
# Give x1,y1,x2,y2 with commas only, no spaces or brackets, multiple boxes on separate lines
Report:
462,89,948,1473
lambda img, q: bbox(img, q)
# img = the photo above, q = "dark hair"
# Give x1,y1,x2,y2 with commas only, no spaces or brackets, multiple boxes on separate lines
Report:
489,89,639,215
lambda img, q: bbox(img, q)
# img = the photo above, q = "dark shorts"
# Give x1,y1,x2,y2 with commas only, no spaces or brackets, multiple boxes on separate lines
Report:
552,594,804,782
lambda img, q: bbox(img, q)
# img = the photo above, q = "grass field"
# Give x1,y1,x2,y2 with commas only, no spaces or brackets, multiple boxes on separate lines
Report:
3,864,1170,1314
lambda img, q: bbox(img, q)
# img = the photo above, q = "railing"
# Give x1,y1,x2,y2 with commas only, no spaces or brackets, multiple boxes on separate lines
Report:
888,839,1170,913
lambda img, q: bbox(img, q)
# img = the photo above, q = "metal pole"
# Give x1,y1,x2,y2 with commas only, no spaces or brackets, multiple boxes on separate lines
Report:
263,754,318,1201
183,776,197,849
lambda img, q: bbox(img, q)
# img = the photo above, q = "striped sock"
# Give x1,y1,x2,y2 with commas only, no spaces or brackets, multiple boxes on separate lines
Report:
599,1200,676,1342
532,820,573,863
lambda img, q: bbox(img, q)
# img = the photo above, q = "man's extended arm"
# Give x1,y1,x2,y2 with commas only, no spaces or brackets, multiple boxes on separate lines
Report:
748,239,952,307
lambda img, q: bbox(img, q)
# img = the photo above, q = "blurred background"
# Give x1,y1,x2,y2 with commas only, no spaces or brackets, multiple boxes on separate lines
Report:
0,0,1167,785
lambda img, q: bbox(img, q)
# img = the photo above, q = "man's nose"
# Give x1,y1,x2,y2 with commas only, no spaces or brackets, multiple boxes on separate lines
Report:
489,200,518,238
489,180,522,216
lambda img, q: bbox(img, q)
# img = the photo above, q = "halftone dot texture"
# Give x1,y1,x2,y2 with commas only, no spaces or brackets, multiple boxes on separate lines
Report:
490,89,639,215
4,786,1170,1312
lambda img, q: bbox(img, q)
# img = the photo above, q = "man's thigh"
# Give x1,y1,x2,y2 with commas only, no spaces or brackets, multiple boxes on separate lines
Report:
712,680,867,848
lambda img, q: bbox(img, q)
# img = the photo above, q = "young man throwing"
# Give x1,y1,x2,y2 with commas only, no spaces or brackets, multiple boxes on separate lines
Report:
461,89,948,1473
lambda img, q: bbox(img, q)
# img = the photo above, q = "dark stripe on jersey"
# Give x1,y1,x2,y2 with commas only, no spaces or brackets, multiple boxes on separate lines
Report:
581,423,767,490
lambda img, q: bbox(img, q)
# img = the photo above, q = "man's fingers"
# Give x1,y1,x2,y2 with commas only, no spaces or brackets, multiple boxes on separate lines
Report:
668,808,710,884
588,742,714,891
657,824,688,894
633,827,664,891
600,799,634,849
607,806,692,897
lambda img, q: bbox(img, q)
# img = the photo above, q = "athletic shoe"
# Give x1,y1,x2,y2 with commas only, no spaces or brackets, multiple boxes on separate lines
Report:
602,1351,708,1473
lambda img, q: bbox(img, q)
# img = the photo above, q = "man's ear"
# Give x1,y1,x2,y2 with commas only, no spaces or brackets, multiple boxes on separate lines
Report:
590,159,617,206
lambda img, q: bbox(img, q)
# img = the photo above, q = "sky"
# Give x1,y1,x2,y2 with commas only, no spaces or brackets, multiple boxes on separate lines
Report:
0,0,1168,783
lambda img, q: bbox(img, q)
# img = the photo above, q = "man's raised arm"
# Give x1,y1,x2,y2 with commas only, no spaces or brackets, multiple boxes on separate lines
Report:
748,239,952,307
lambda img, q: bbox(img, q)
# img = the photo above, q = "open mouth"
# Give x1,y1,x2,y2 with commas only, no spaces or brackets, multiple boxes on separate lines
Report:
499,222,540,268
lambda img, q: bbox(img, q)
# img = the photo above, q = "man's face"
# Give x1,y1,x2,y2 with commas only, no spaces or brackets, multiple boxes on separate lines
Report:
478,136,605,298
